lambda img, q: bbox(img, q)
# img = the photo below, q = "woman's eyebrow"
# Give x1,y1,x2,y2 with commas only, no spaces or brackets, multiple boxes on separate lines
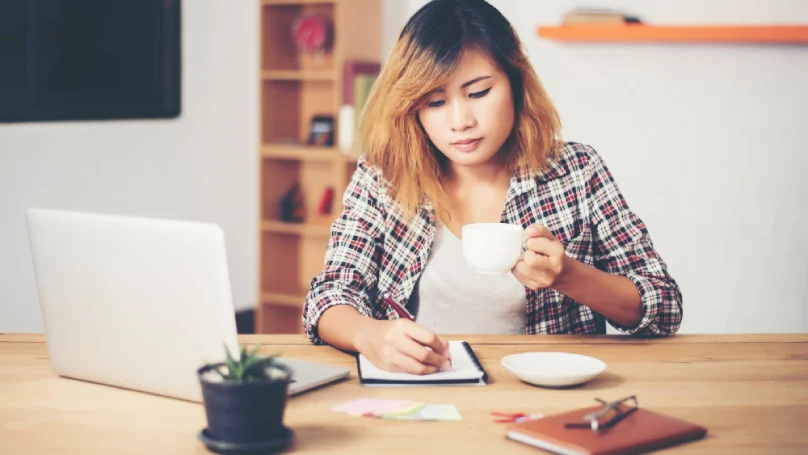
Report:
433,75,492,92
461,75,492,88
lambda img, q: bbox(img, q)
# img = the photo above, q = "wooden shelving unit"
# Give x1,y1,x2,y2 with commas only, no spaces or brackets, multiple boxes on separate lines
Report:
257,0,381,334
261,70,337,81
261,144,339,162
261,220,331,236
537,25,808,43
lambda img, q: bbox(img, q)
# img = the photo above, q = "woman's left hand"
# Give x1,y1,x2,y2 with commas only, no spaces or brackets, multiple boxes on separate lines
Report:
511,224,572,291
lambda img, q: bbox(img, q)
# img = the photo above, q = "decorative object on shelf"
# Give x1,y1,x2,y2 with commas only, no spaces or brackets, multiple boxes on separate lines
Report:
317,187,335,215
562,8,641,25
338,60,381,156
279,183,305,223
292,13,332,67
307,115,334,146
196,344,294,454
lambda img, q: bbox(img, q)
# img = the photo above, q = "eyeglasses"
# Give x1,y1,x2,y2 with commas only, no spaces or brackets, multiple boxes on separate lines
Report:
564,395,639,432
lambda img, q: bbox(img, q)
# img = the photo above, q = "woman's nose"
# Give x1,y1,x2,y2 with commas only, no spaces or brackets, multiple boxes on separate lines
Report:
450,100,476,132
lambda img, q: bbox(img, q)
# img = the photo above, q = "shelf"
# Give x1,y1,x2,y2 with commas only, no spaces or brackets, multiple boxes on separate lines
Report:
261,144,362,164
262,144,339,161
262,70,336,81
536,25,808,43
262,0,335,5
261,2,335,72
257,0,381,334
262,220,331,236
261,292,306,308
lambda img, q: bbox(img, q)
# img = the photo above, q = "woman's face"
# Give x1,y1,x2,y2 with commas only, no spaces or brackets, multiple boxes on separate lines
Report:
418,48,515,169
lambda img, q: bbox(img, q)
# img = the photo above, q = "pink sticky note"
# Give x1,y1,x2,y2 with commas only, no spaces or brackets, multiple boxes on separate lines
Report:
332,399,413,417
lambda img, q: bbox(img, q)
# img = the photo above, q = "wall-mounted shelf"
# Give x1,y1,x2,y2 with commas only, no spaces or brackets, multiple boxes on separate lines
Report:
537,25,808,43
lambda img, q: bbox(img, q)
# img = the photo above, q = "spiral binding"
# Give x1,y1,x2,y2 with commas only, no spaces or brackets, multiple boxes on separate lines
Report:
461,342,489,382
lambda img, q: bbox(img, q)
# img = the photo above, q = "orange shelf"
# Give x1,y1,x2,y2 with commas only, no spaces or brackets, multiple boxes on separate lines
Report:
537,25,808,43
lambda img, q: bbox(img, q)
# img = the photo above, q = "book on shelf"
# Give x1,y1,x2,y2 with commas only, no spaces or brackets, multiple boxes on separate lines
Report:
352,74,377,127
338,60,380,157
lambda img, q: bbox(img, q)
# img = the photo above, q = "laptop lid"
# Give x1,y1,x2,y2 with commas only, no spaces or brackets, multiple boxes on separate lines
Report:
25,208,348,402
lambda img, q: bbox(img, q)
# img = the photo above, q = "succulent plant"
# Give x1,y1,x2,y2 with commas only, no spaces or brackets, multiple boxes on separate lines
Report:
210,344,283,382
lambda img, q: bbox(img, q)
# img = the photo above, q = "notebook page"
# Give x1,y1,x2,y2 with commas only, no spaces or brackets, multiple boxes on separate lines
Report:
358,340,484,381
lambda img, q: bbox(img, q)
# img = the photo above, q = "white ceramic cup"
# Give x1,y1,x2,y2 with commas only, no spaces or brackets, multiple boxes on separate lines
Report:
461,223,524,275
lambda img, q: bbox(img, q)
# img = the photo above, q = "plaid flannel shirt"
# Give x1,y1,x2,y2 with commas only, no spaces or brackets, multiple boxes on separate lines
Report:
303,142,683,345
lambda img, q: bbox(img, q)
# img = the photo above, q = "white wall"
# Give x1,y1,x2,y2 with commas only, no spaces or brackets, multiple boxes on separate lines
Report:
388,0,808,334
0,1,259,332
2,0,806,334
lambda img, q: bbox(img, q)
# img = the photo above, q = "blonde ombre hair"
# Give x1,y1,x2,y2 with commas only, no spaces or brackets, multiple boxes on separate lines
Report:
358,0,562,218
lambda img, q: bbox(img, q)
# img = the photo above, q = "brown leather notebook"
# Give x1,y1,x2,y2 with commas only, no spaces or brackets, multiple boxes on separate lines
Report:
505,405,707,455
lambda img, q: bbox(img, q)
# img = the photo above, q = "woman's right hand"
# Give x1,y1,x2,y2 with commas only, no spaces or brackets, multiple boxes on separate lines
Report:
353,319,452,375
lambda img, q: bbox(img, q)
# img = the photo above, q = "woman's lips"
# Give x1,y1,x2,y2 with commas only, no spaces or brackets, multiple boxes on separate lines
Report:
450,138,482,152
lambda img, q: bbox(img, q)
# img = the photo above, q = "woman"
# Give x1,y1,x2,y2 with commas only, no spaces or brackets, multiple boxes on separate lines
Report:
302,0,683,374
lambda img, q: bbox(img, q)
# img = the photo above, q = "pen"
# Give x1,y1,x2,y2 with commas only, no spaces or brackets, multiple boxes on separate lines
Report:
382,291,415,320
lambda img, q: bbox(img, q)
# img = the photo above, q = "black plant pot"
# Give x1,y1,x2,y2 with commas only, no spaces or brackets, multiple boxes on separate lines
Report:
197,362,292,445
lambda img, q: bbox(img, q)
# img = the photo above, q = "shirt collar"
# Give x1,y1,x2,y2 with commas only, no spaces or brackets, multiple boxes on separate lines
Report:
509,154,569,197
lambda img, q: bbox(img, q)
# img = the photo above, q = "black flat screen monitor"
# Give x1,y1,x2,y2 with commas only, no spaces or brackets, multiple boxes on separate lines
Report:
0,0,181,123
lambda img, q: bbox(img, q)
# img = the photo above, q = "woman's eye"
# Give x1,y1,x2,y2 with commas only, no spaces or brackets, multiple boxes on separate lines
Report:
469,87,492,98
428,100,445,107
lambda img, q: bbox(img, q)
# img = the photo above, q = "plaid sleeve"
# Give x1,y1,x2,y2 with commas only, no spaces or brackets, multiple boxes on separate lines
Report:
586,148,683,336
302,158,385,345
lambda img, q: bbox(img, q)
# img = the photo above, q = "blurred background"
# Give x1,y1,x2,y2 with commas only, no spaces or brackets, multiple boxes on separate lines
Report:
1,0,806,335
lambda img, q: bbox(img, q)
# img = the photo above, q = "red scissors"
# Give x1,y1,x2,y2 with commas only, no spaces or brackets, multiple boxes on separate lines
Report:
491,411,543,423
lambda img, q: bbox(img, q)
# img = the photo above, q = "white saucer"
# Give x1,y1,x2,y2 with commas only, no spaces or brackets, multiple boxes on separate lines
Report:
501,352,606,388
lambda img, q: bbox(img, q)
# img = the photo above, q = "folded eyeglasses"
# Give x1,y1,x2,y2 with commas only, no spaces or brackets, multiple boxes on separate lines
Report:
564,395,639,432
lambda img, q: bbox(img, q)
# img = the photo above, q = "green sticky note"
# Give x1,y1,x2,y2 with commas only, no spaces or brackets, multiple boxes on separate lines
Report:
386,404,462,421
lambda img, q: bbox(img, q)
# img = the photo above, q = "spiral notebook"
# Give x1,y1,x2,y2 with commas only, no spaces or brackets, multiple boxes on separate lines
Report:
356,340,488,386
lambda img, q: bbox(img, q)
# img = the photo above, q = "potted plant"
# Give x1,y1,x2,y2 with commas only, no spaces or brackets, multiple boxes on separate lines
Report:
197,344,294,453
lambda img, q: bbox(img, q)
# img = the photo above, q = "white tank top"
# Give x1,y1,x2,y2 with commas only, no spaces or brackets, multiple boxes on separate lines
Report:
411,221,527,335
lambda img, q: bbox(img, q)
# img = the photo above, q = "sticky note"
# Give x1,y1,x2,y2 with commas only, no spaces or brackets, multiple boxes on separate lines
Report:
382,401,426,417
417,404,461,421
332,398,413,417
385,404,462,421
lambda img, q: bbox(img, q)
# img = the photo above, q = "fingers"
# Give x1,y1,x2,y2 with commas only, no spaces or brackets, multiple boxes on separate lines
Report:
513,226,568,292
404,322,450,357
511,257,550,291
522,249,552,269
390,351,440,375
397,336,451,371
525,224,556,240
511,260,532,286
525,237,563,257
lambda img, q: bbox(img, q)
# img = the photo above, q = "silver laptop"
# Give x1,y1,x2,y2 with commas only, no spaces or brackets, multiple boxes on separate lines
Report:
25,208,349,402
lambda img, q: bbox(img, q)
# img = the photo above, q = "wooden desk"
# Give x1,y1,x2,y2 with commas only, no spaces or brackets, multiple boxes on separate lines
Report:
1,333,806,454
